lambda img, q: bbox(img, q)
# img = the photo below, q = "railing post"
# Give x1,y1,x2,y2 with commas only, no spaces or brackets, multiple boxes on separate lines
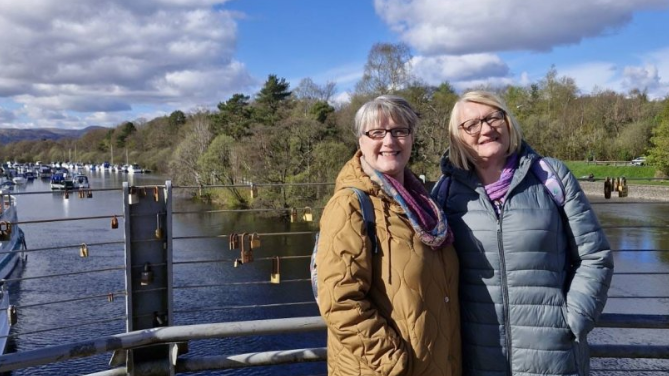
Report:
123,181,174,375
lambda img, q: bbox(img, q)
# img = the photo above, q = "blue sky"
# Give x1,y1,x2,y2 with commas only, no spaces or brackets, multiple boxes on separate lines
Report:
0,0,668,130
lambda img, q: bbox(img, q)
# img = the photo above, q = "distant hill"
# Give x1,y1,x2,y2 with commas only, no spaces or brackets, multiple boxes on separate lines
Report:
0,126,106,144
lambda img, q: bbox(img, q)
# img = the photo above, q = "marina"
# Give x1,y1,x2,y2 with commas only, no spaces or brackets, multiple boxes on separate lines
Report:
0,172,667,375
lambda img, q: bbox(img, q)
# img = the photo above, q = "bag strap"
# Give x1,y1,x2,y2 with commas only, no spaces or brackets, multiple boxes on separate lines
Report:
348,187,378,254
530,158,566,208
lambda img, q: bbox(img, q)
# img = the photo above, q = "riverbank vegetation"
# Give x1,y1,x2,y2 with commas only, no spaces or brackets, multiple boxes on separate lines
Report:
1,43,669,210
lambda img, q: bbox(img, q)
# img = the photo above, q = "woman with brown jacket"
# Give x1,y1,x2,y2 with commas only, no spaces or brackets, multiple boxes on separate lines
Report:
315,95,461,376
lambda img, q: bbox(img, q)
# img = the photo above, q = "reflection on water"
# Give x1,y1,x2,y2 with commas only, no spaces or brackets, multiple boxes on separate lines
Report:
589,201,669,375
7,174,669,375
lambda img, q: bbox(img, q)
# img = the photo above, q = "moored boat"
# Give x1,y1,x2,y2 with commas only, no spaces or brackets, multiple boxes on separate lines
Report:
73,174,90,189
50,173,74,190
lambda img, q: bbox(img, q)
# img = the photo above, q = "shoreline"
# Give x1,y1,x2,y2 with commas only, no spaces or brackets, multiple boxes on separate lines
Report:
578,180,669,202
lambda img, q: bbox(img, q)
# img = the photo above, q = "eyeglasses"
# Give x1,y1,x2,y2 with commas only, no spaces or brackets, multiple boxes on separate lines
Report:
459,110,506,135
364,128,412,140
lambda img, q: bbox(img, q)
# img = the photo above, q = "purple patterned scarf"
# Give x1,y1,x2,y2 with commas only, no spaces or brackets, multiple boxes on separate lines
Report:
485,153,518,210
361,158,453,248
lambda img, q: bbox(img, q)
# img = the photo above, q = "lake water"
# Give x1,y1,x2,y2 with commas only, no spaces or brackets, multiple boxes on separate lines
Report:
5,172,669,375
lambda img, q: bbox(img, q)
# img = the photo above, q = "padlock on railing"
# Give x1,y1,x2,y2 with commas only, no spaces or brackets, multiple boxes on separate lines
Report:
80,243,89,258
302,207,313,222
250,183,258,199
250,233,261,249
7,305,17,326
155,213,163,239
240,233,253,264
270,256,281,284
128,187,139,205
229,233,240,251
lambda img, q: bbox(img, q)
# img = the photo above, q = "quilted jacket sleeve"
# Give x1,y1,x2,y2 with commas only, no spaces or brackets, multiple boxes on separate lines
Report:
550,158,614,340
316,191,408,375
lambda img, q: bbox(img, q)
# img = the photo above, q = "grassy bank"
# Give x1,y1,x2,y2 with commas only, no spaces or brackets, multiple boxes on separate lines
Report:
564,161,669,186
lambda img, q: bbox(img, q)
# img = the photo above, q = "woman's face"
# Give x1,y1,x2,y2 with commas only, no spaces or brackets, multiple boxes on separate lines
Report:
358,116,413,181
457,101,510,167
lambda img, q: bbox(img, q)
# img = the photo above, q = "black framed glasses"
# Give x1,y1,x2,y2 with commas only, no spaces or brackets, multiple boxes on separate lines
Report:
364,128,412,140
459,110,506,135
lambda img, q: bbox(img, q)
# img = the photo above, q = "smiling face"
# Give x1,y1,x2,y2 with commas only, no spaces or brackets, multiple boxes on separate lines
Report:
457,101,510,169
358,115,413,183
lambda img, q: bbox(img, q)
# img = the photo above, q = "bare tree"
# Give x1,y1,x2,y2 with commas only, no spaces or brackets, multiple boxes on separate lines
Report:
355,42,413,96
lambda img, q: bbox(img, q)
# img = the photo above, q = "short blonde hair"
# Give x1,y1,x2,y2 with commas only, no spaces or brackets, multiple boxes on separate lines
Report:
354,95,419,137
448,91,523,170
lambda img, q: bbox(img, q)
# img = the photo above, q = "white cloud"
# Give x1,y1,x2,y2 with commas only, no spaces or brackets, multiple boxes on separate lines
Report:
559,62,619,94
374,0,669,55
411,54,509,85
0,0,252,127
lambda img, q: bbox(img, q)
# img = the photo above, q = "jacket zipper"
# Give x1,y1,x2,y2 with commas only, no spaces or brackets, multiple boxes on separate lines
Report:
495,200,513,375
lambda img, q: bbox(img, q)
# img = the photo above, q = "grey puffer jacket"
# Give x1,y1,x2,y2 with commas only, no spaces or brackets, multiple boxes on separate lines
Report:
438,143,613,376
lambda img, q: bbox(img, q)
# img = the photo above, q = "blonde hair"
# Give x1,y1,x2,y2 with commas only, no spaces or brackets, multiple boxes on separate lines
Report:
448,91,523,170
354,95,419,137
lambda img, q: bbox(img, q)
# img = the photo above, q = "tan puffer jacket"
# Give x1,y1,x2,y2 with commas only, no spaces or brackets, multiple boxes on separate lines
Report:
316,152,461,376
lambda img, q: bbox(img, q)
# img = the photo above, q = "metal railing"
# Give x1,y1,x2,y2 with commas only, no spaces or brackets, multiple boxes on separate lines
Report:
0,181,667,375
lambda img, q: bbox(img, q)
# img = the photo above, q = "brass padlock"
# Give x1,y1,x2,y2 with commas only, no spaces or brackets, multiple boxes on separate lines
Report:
80,243,89,258
141,263,154,286
250,233,261,249
229,233,239,250
155,214,163,239
128,187,138,205
240,233,253,264
302,207,313,222
111,215,119,229
7,305,17,326
270,256,281,284
250,183,258,199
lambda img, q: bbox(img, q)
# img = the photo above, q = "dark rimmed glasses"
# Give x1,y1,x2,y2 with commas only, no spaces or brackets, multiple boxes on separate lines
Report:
364,128,412,140
459,110,506,135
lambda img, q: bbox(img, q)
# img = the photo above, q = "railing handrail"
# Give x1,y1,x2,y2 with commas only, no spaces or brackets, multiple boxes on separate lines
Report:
0,316,326,373
2,313,667,374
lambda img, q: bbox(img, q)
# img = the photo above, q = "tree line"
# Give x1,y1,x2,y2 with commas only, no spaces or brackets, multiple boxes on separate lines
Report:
2,43,669,211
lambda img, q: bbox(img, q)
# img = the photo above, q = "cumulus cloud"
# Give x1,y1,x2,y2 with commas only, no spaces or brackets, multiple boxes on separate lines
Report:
411,54,509,85
559,62,619,94
621,65,661,92
374,0,669,55
0,0,254,127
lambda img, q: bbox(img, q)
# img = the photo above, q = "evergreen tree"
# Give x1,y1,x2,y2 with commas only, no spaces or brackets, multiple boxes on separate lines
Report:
255,74,292,125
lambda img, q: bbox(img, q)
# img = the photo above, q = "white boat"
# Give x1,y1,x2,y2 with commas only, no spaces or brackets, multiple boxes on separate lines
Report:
50,174,74,190
73,174,90,189
0,190,26,354
11,176,26,185
127,164,145,174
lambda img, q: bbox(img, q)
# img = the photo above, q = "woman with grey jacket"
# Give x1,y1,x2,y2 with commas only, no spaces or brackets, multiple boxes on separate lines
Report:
435,90,613,375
